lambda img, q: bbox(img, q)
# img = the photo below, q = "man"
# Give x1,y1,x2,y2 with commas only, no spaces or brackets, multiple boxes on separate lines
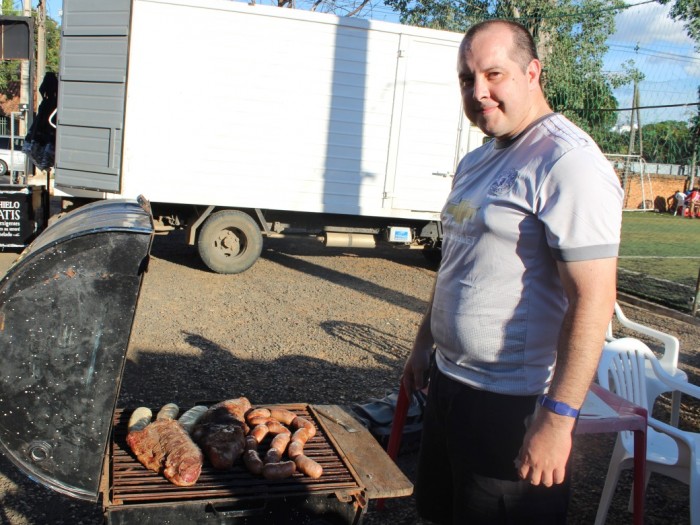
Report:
688,188,700,218
673,190,686,216
402,19,623,524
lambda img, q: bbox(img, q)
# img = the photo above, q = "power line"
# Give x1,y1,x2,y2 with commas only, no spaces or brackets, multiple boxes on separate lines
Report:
562,102,700,112
607,43,700,64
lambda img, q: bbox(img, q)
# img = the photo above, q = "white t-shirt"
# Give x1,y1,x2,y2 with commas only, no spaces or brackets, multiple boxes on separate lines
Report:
432,113,624,395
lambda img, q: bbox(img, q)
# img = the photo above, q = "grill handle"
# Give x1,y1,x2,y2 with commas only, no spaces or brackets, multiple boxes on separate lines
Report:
206,500,269,518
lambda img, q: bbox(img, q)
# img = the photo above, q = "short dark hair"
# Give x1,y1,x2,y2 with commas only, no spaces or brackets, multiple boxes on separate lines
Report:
462,19,539,73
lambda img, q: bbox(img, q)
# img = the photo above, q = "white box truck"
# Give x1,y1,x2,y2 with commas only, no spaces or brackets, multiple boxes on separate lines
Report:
53,0,485,273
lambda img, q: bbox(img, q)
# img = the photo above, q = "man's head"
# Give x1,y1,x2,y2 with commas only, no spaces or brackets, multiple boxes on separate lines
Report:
458,20,551,141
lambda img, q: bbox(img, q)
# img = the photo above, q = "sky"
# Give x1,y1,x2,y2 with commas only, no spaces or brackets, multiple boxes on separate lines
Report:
605,0,700,124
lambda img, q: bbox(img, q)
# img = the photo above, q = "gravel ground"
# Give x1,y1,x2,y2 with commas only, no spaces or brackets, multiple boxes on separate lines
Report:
0,230,697,524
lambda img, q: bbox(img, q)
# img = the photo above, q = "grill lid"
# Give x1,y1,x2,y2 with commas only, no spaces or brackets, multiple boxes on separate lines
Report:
0,197,153,501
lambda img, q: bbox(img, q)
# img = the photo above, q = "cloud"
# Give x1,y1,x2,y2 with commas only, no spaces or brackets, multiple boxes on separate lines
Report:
611,1,692,46
684,53,700,77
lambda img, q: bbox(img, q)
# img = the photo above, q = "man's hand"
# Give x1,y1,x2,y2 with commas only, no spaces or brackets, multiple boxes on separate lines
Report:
403,279,437,393
402,339,432,393
515,409,575,486
514,256,617,486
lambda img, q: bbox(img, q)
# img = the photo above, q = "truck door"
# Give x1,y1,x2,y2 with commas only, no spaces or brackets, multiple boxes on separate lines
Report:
54,0,130,193
386,35,475,213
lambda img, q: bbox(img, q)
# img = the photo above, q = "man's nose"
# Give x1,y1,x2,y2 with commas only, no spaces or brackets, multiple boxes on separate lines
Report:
472,76,488,100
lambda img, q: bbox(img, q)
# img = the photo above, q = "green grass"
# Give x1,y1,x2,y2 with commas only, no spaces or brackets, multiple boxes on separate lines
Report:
618,211,700,310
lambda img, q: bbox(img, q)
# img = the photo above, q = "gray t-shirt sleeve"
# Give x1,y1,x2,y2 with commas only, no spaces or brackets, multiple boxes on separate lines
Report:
537,145,624,262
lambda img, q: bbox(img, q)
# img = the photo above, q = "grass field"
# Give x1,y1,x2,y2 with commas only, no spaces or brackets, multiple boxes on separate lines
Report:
618,211,700,311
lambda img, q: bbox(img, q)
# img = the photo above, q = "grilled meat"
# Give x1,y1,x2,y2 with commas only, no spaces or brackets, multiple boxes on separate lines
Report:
191,397,251,470
126,404,204,487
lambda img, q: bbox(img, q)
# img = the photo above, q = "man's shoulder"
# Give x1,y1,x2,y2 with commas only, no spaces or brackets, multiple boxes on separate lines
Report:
537,114,595,149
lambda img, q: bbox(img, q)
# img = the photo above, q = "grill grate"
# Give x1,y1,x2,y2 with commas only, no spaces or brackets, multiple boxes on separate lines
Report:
109,404,362,506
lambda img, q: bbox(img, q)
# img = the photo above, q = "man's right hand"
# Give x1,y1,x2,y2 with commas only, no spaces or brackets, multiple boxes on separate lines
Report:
403,279,436,393
402,339,433,393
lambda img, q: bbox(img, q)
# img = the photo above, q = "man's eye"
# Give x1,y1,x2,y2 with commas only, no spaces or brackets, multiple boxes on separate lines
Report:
460,78,474,88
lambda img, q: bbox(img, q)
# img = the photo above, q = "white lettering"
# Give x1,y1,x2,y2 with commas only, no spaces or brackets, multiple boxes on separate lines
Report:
0,210,20,220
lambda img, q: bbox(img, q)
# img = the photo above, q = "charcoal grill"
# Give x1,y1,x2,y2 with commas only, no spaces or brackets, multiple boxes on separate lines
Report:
0,197,412,524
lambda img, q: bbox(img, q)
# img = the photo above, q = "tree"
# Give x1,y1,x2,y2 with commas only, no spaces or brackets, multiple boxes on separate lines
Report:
44,12,60,73
382,0,627,136
660,0,700,49
0,4,60,118
0,0,21,94
641,120,693,164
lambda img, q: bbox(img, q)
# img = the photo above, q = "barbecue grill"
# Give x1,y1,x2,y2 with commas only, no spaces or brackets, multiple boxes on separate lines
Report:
0,197,412,523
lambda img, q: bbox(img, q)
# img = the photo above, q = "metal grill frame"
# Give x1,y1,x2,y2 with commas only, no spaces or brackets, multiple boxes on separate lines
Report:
103,403,367,521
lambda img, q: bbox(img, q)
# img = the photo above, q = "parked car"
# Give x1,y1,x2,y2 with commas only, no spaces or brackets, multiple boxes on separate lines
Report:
0,136,27,175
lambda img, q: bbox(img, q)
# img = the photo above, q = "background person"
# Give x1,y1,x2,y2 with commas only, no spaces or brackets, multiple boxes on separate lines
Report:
673,190,687,216
402,19,623,524
688,188,700,218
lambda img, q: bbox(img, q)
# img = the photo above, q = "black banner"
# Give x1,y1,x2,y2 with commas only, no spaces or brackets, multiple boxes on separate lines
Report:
0,185,35,247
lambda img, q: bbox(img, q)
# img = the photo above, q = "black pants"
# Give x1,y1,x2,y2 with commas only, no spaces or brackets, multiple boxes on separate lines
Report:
415,365,571,525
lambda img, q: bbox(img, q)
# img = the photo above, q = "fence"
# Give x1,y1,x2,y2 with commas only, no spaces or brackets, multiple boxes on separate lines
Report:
0,116,10,136
605,154,697,211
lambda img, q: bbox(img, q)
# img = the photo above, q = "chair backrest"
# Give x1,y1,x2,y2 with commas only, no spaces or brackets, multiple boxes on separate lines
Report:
598,337,655,411
606,302,680,370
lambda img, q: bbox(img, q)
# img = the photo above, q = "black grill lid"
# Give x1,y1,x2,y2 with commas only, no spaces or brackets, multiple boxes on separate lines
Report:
0,197,153,501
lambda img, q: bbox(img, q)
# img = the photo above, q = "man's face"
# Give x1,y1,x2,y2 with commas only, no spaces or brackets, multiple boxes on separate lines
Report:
458,25,541,140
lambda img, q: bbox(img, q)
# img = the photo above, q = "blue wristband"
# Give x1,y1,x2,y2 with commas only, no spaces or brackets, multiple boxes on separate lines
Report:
538,394,579,418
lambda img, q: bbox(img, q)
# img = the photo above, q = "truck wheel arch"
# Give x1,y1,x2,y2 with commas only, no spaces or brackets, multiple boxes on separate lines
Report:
196,209,263,274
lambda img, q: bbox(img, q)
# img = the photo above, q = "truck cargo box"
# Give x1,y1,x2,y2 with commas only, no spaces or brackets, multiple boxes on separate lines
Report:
54,0,486,273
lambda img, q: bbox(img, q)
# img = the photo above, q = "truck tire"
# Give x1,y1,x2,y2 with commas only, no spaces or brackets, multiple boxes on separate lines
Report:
197,210,263,274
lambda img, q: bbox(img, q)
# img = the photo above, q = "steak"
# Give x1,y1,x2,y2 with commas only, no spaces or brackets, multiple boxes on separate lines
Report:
191,397,251,470
126,411,203,487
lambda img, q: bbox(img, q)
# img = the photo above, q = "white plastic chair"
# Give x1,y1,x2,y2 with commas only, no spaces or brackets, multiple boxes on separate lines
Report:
605,302,686,426
595,337,700,525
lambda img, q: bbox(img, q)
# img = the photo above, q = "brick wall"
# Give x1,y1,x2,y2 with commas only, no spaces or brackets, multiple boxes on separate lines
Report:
616,171,691,212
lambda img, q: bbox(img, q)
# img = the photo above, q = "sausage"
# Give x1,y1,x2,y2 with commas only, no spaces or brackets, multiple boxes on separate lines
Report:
243,449,264,476
265,448,282,464
288,428,310,459
245,408,271,424
178,405,208,433
270,432,291,455
266,420,291,435
287,440,304,459
247,416,273,427
245,435,259,451
293,454,323,479
269,408,297,426
247,417,291,435
262,460,296,480
128,407,152,432
291,428,310,445
291,416,316,438
156,403,179,421
249,424,269,444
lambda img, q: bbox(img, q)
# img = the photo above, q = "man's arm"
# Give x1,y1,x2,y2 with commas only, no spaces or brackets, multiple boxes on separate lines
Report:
516,256,617,486
402,277,437,393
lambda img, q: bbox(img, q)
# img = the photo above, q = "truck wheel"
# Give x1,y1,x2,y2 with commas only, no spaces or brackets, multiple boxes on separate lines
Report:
0,160,7,176
197,210,263,274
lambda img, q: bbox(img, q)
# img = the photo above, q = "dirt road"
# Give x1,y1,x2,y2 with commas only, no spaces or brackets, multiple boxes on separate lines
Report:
0,231,697,524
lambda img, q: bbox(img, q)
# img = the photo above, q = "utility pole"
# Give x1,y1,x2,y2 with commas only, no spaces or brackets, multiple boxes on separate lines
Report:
635,84,642,159
36,0,46,109
20,0,31,136
627,78,637,157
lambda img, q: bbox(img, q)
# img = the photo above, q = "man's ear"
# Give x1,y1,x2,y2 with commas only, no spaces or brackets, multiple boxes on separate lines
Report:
527,59,542,90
